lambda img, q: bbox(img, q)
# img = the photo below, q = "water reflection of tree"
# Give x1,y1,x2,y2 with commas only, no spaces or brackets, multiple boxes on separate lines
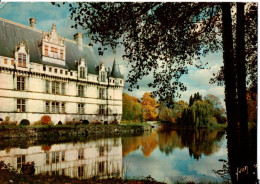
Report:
158,129,225,160
122,129,225,160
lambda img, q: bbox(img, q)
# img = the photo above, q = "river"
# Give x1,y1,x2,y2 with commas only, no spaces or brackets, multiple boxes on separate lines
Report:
0,127,256,183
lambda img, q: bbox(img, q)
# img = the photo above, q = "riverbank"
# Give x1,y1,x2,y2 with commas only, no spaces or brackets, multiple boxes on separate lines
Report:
0,123,152,140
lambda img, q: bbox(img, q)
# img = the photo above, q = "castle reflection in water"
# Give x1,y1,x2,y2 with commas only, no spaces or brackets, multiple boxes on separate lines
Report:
0,138,122,179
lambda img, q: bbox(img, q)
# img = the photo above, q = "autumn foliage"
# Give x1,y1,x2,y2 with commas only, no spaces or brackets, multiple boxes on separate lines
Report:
141,92,158,121
122,93,142,122
41,115,51,125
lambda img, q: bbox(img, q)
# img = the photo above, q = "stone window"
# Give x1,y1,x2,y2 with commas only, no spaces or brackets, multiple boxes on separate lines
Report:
78,85,84,97
60,70,63,74
52,152,59,163
78,149,84,160
78,103,84,114
98,161,105,174
54,69,57,73
11,60,14,66
17,76,25,91
17,99,25,112
70,72,73,76
61,83,65,95
65,71,68,75
120,80,122,84
46,101,50,113
101,71,106,82
43,66,46,71
18,53,26,67
4,58,7,64
52,81,60,94
79,67,85,79
17,155,25,169
52,102,59,113
51,47,58,58
99,88,105,99
78,166,84,178
61,151,65,161
45,152,50,165
99,146,104,156
49,67,52,72
60,49,63,60
45,80,50,93
45,45,48,56
99,105,105,115
61,102,65,113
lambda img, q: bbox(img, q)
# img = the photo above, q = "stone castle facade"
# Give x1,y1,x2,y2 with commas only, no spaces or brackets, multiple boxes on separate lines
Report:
0,17,124,125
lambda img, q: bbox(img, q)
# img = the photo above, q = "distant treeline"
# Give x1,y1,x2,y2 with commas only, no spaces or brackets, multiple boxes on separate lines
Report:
122,92,227,127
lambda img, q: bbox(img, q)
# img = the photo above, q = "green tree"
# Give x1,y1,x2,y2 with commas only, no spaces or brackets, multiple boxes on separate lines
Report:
122,93,142,121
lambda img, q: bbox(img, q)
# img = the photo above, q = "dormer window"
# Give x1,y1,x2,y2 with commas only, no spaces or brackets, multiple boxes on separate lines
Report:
18,53,26,67
15,41,29,68
79,67,85,79
51,47,58,58
101,71,106,82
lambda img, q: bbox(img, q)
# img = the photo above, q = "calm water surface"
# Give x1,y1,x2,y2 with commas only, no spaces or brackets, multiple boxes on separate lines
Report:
0,128,228,183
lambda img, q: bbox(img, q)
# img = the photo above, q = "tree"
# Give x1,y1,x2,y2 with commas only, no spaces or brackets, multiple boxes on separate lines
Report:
141,92,158,121
122,93,142,122
189,92,202,107
158,106,174,123
55,2,257,129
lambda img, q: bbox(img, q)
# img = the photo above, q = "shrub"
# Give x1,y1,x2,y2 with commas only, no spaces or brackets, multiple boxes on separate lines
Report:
41,115,51,125
91,120,102,125
82,120,89,125
5,116,10,122
58,121,62,125
20,119,30,126
110,120,119,124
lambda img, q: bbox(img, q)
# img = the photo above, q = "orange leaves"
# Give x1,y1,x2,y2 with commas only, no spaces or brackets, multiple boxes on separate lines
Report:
141,92,158,121
41,115,51,125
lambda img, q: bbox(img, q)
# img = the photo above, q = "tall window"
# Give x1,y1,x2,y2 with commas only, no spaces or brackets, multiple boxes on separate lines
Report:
101,71,106,82
46,152,50,165
11,60,14,66
4,58,7,64
46,101,50,113
79,67,85,78
18,53,26,67
78,85,84,97
99,88,105,99
52,152,59,163
45,45,48,56
78,166,84,178
17,76,25,91
17,155,25,169
99,105,105,115
52,81,60,94
78,103,84,114
61,83,65,95
17,99,25,112
51,102,59,113
61,151,65,162
60,49,63,60
61,102,65,113
45,80,50,93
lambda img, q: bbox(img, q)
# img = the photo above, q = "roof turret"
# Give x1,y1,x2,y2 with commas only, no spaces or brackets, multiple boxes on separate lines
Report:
111,58,123,79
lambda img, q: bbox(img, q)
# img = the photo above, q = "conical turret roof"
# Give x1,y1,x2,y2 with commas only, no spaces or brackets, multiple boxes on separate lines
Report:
111,59,123,79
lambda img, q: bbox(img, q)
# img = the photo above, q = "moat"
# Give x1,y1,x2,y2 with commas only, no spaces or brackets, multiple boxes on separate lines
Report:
0,127,242,184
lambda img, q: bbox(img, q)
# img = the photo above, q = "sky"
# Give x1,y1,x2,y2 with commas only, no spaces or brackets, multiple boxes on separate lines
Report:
0,2,225,108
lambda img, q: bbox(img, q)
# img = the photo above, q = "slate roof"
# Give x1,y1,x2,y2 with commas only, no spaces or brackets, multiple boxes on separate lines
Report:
0,18,101,75
111,59,123,79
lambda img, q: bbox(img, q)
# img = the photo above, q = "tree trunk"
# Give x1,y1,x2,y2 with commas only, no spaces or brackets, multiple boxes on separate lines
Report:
221,3,238,129
236,2,248,131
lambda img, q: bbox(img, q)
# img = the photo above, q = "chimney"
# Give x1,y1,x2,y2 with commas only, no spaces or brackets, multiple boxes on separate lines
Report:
29,18,36,28
74,33,83,51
